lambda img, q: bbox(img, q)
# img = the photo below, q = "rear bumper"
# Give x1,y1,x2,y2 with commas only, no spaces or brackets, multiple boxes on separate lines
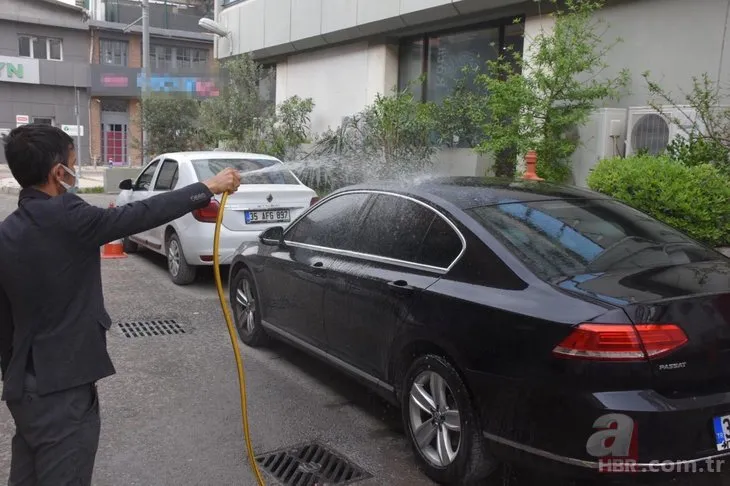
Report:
466,369,730,478
179,223,261,266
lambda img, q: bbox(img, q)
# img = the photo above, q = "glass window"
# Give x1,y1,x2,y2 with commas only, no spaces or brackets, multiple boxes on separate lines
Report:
285,193,371,249
467,199,720,281
135,160,159,191
426,27,500,103
32,117,53,125
100,39,128,66
18,36,31,57
176,47,191,68
398,21,524,103
48,38,62,60
154,160,179,190
190,158,298,185
398,37,424,100
416,216,462,268
353,194,436,263
32,37,47,59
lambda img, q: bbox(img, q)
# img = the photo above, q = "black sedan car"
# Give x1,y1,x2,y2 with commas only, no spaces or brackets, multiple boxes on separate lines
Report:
228,177,730,484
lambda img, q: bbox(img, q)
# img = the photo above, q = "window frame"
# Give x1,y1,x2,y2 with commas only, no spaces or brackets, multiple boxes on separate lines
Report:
397,16,524,103
18,34,63,61
153,158,179,191
134,159,160,191
99,38,129,66
283,190,467,274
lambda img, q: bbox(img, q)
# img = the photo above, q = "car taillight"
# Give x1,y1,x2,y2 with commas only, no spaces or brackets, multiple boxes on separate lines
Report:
552,323,688,361
192,199,220,223
310,196,320,206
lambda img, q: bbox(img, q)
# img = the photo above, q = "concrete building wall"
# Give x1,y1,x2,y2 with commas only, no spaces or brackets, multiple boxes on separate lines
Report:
217,0,526,59
276,41,398,134
0,84,90,165
587,0,730,107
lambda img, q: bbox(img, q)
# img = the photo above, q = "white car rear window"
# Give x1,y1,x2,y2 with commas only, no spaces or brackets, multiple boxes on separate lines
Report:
191,158,299,185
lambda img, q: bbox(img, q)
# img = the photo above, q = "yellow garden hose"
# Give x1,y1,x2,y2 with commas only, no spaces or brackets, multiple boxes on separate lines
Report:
213,191,267,486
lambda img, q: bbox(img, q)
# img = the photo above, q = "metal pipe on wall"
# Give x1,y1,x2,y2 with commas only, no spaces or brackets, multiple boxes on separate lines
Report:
142,0,150,164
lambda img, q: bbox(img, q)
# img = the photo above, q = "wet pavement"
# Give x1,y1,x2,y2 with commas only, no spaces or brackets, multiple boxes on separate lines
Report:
0,192,728,486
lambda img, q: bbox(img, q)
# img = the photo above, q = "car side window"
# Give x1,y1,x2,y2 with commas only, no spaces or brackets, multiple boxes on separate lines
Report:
285,193,371,249
134,160,159,191
415,215,463,268
352,194,435,263
154,159,179,191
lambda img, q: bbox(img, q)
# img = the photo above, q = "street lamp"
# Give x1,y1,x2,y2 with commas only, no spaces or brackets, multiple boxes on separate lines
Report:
198,18,233,55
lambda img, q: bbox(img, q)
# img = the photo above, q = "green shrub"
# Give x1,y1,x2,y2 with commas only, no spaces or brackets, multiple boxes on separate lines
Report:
587,155,730,247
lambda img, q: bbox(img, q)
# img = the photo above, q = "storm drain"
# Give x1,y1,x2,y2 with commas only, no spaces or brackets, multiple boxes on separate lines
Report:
256,441,372,486
117,319,186,338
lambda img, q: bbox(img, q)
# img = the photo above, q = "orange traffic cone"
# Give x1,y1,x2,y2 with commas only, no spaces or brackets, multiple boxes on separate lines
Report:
101,202,127,259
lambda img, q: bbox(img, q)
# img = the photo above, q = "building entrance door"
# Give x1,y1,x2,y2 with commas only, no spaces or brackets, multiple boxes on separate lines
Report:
101,100,129,166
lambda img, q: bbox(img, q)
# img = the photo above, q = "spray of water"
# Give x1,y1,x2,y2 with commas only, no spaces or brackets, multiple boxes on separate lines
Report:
237,156,445,191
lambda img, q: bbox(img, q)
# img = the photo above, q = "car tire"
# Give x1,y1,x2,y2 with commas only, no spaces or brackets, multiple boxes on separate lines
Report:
123,237,139,253
229,267,269,347
166,232,197,285
401,354,497,485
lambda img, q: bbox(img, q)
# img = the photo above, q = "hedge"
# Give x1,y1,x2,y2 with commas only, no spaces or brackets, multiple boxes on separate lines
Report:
587,155,730,248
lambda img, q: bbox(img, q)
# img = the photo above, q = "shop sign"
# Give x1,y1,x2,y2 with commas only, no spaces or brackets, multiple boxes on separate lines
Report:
0,56,40,85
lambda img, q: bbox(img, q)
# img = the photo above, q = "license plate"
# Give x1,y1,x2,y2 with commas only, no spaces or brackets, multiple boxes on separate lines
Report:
712,415,730,450
244,209,290,224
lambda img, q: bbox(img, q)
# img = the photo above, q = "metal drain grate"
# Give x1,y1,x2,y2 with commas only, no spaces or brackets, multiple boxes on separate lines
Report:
117,319,186,338
256,442,371,486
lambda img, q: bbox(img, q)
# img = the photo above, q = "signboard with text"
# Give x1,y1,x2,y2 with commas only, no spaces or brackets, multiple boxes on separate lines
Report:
0,56,40,85
15,115,29,127
62,125,84,137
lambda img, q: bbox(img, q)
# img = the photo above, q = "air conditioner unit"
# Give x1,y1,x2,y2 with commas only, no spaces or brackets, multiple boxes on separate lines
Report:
571,108,628,187
625,105,701,156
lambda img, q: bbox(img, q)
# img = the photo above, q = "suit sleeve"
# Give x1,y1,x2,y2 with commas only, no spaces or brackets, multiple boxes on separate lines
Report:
0,284,13,380
62,182,215,248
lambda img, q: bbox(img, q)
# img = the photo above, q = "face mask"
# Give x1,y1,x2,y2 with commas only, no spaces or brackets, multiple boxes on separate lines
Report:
57,164,77,193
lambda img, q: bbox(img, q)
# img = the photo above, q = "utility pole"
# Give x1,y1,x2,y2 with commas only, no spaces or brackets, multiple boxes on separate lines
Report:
74,86,82,188
141,0,150,165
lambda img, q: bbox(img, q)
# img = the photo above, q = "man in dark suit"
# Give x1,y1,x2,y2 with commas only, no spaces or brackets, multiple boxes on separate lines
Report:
0,124,240,485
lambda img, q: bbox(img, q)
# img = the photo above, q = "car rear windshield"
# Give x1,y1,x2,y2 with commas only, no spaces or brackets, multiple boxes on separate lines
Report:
191,158,299,185
467,198,720,281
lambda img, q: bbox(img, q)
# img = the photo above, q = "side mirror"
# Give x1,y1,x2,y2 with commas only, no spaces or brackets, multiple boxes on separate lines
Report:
118,179,133,191
259,226,285,247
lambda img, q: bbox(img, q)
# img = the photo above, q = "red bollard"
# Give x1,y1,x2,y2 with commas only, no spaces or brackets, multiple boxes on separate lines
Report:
522,150,544,181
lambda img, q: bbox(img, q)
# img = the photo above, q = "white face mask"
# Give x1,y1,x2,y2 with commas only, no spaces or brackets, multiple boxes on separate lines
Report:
57,164,77,193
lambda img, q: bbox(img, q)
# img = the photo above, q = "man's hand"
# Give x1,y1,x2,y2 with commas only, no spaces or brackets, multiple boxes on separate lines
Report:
203,167,241,195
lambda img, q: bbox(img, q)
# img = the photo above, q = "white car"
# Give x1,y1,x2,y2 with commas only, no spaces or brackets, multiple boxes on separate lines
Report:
115,151,318,285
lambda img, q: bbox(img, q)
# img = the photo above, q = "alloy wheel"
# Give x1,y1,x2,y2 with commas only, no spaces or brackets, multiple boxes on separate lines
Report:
167,239,180,277
235,278,256,334
408,370,462,468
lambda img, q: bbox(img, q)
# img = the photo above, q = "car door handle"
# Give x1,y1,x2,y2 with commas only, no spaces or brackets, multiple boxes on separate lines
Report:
311,261,326,277
387,280,415,292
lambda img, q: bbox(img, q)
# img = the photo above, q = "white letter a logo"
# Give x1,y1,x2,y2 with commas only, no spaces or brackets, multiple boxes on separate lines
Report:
586,413,635,458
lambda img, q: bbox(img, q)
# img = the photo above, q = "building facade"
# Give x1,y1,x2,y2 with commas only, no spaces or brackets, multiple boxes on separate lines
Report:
0,0,91,165
214,0,730,180
87,0,215,166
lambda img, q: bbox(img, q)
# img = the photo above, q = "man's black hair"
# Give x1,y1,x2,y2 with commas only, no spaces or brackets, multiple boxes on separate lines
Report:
3,124,75,189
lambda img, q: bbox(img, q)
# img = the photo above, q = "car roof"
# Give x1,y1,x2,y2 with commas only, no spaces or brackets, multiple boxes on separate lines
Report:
156,151,282,162
336,176,610,210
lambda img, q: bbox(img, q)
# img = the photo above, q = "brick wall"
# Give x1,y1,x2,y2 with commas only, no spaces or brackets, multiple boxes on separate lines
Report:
129,35,141,68
91,29,100,64
90,98,101,164
128,99,142,166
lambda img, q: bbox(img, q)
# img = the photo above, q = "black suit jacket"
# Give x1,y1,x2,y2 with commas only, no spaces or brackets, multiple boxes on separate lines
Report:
0,182,214,402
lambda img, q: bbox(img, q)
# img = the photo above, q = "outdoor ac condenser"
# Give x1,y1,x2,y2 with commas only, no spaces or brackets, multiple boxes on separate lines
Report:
624,105,701,157
571,107,628,187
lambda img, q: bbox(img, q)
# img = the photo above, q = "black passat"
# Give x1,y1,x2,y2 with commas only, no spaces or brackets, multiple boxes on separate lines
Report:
228,177,730,484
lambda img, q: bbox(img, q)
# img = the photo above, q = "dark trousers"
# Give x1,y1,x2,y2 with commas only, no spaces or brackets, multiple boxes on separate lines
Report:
5,373,100,486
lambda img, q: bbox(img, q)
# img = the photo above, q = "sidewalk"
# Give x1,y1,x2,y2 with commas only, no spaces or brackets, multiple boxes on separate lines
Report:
0,165,104,195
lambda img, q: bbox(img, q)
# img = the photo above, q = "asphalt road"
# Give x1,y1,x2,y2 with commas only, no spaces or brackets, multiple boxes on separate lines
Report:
0,193,728,486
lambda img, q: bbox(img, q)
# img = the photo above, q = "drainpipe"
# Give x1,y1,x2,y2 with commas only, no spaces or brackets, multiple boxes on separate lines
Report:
142,0,150,164
88,29,95,168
